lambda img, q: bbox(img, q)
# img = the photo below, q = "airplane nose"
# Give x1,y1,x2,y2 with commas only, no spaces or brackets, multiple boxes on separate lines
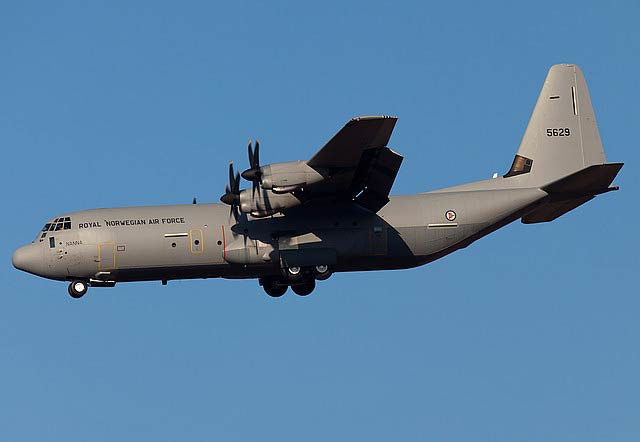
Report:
12,244,44,276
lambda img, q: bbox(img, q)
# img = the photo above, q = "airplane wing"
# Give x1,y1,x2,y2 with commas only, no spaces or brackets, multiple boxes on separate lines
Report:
302,116,403,212
308,116,398,168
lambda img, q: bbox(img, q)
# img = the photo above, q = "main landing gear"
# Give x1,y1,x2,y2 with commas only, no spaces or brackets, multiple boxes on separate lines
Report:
68,280,88,299
260,265,332,298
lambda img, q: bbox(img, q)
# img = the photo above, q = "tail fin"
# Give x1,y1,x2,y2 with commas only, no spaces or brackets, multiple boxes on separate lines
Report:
505,64,607,186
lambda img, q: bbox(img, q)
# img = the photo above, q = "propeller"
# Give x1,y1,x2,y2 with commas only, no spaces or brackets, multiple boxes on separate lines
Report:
242,140,261,195
220,162,241,219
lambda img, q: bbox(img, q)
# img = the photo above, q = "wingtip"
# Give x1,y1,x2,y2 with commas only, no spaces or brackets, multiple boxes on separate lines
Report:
350,115,398,122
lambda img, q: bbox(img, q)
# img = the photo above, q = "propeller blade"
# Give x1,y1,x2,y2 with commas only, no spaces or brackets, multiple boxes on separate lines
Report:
234,171,241,194
221,164,241,208
254,140,260,169
247,140,254,168
228,162,235,187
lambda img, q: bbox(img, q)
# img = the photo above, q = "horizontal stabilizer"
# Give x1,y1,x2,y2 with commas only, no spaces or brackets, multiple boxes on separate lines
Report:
522,162,623,224
542,162,623,196
522,196,593,224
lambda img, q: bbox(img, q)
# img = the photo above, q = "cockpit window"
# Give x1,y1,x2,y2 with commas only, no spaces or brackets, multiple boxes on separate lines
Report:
37,217,72,242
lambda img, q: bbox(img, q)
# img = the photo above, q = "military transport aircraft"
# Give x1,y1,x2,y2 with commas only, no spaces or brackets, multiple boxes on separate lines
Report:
13,64,622,298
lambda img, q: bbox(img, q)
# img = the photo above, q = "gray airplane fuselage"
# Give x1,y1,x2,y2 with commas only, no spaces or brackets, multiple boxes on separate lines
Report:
14,183,545,284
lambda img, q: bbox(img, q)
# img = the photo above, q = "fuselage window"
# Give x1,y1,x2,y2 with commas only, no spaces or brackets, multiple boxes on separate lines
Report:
49,237,55,248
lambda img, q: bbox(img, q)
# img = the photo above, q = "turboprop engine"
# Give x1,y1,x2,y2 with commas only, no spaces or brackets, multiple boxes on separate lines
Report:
258,160,323,193
219,162,303,218
221,141,327,218
241,141,324,193
239,188,302,218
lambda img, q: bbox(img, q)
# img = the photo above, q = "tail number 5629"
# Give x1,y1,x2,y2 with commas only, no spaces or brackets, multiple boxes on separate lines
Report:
546,128,571,137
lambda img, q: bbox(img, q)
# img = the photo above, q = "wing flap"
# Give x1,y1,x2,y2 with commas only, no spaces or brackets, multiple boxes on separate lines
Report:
353,148,404,212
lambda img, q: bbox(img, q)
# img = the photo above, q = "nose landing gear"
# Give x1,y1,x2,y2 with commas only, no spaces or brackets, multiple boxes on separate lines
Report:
68,280,88,299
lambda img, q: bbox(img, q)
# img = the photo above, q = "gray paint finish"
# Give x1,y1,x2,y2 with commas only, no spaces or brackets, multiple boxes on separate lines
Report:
12,64,622,297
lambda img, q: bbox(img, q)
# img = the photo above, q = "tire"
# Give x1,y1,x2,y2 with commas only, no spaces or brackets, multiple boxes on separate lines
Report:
292,279,315,296
313,264,332,281
68,280,88,299
282,265,303,282
262,278,287,297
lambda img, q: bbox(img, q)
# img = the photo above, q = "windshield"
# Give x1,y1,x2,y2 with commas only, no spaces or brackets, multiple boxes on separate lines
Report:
35,216,72,242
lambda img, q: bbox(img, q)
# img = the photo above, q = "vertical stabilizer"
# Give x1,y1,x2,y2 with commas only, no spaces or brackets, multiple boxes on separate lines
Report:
505,64,606,186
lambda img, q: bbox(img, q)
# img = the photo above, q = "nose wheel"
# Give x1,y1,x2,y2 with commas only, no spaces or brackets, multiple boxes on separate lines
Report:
68,280,88,299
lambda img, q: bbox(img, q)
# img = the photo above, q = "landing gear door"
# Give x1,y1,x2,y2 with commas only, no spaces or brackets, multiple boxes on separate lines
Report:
98,243,116,271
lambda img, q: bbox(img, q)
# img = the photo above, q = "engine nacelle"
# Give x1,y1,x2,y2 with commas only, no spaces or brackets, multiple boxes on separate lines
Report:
239,188,302,217
260,161,323,193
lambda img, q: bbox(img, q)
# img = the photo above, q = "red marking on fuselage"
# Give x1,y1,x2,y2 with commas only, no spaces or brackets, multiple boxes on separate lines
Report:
221,225,226,261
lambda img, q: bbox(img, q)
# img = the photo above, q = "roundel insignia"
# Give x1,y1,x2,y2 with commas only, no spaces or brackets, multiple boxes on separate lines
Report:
445,210,457,221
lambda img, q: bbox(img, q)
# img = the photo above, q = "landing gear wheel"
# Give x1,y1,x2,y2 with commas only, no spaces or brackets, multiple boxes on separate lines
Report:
282,265,303,282
292,279,316,296
68,280,88,299
313,264,332,281
261,278,287,298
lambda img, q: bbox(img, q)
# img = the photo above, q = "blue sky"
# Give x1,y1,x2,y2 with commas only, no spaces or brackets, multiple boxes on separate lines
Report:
1,1,638,440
